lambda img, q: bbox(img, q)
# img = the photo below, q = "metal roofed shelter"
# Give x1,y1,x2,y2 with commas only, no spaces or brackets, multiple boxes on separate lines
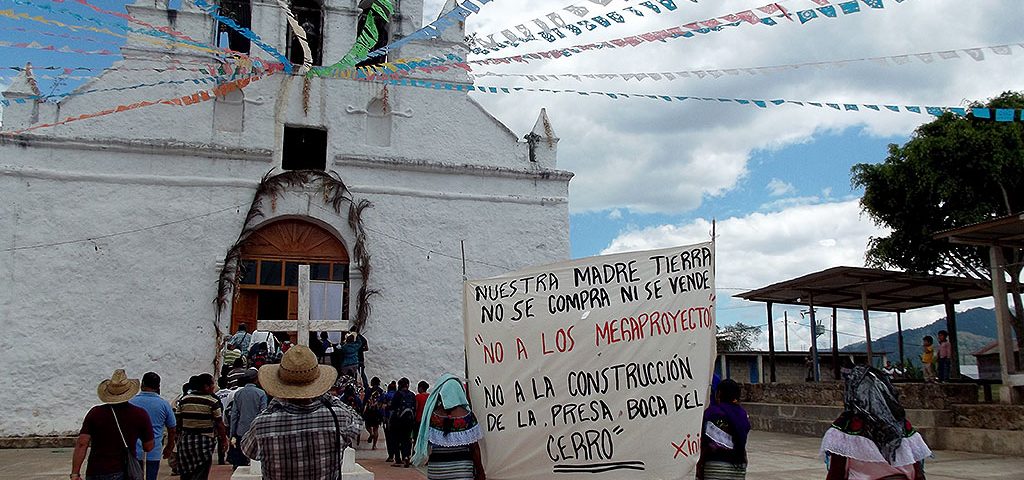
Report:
735,267,991,383
936,214,1024,403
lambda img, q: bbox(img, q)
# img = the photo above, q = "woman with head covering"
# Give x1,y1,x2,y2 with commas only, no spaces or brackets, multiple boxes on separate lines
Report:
821,365,932,480
412,374,486,480
696,379,751,479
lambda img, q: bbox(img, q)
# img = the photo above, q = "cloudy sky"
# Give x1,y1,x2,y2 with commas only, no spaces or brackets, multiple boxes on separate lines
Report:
3,0,1018,348
423,0,1016,349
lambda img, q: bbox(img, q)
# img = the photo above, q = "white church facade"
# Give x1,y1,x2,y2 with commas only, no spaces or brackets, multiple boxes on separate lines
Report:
0,0,571,438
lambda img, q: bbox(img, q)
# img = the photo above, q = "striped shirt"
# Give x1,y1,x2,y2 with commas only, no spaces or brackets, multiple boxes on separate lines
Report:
241,394,363,480
222,348,242,367
175,393,223,437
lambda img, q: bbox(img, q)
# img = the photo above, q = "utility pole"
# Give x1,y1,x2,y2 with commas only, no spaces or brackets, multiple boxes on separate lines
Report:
784,311,790,351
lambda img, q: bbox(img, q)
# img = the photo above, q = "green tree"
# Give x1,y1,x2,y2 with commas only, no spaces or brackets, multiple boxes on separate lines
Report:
717,322,761,352
851,91,1024,355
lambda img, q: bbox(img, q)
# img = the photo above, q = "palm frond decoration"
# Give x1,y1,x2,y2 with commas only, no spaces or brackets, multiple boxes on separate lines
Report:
213,169,376,361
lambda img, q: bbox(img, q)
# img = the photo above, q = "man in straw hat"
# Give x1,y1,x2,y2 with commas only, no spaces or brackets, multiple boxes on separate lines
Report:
242,345,364,479
71,369,155,480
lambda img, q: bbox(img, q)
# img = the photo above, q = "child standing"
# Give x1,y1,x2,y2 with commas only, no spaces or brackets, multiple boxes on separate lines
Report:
937,330,952,382
921,335,936,381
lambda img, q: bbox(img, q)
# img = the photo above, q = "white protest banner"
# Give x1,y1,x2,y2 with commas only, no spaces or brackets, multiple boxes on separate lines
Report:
464,242,716,480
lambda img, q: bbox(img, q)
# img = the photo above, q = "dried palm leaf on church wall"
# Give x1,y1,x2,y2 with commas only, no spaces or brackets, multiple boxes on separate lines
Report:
214,169,375,368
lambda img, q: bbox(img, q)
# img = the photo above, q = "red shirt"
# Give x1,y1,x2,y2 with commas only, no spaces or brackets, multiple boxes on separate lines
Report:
80,403,154,475
414,392,429,423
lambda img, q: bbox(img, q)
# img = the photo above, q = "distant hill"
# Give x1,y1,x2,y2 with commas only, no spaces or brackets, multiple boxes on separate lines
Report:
841,307,996,366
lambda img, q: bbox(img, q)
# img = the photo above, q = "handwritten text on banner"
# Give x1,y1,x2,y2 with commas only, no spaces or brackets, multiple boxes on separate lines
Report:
464,243,717,480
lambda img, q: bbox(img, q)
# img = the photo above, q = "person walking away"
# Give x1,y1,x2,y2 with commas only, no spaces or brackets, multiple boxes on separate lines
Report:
168,379,193,476
242,345,364,479
411,374,485,480
333,333,362,379
336,378,363,447
363,377,384,450
176,373,229,480
696,379,750,480
382,381,398,462
225,359,250,389
72,369,155,480
130,372,177,480
920,336,936,382
389,378,418,467
230,325,252,357
821,365,931,479
227,370,266,468
353,330,369,387
220,343,242,388
213,380,240,466
413,380,430,444
937,330,952,382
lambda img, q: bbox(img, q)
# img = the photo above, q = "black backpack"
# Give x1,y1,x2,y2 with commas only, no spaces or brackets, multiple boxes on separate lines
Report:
397,390,416,420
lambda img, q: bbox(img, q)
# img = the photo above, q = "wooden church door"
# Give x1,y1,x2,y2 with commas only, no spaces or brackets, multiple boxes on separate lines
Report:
230,219,350,341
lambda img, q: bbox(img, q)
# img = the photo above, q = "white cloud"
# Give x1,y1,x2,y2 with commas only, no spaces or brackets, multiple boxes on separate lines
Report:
766,178,796,197
600,198,995,349
607,208,623,220
759,195,820,211
603,198,885,293
448,0,1024,214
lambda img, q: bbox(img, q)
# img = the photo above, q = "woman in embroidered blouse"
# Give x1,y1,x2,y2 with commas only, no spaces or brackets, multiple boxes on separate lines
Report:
821,366,931,480
411,374,486,480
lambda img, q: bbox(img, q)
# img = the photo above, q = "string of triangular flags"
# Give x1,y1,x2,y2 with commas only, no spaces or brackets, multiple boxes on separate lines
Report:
471,0,895,66
468,0,682,55
0,67,273,104
0,25,125,48
308,0,492,77
188,0,287,71
70,0,252,61
3,0,233,58
355,76,1024,122
0,38,121,56
470,43,1022,82
1,65,283,136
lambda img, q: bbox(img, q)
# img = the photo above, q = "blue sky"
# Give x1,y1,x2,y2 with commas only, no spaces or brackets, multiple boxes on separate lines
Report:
570,128,905,259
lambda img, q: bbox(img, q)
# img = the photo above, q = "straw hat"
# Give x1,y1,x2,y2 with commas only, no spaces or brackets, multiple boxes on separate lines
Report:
258,345,337,399
97,369,141,404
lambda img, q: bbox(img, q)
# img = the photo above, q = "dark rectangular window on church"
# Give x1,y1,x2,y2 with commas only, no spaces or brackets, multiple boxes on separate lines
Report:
284,262,300,286
310,263,331,280
239,260,258,284
282,126,328,171
331,263,348,282
259,260,283,285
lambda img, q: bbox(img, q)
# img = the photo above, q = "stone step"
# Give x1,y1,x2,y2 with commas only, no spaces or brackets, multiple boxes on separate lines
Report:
930,427,1024,456
744,403,951,428
0,436,75,449
951,404,1024,430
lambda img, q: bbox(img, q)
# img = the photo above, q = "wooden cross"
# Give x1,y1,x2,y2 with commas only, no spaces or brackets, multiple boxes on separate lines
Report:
256,264,350,347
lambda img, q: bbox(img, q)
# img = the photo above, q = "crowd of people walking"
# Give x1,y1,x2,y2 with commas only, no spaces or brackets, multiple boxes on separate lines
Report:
70,324,485,480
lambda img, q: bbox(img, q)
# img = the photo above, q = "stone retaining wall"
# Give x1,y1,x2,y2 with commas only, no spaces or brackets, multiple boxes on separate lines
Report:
741,382,977,409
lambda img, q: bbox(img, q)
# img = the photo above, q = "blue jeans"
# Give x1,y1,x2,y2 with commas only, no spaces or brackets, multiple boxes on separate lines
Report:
938,358,951,382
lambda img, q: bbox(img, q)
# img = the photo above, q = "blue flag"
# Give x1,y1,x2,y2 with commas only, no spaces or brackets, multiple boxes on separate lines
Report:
798,10,818,23
839,1,861,14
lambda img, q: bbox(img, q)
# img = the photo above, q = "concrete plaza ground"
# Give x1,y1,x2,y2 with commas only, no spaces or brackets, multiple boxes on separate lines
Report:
2,431,1022,479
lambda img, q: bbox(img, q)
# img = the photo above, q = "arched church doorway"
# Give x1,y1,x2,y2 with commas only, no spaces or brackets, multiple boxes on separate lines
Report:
230,218,349,342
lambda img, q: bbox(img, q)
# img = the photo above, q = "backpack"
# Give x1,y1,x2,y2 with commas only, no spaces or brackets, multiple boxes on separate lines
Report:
397,391,416,420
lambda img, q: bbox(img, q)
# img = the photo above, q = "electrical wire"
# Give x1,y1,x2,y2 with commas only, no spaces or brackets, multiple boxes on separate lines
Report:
2,205,243,252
